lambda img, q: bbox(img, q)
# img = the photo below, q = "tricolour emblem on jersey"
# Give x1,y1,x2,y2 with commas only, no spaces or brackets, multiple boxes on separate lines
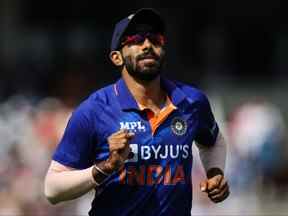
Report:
171,117,187,136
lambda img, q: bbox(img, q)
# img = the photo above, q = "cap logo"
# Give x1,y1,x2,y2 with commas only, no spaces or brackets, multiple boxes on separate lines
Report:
128,14,134,20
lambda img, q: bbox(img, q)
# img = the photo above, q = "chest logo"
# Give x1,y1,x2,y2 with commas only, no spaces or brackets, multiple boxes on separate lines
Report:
171,117,187,136
120,121,146,132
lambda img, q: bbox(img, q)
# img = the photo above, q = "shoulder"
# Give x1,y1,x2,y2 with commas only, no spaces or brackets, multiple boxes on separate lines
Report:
173,80,210,104
87,83,116,106
71,83,116,119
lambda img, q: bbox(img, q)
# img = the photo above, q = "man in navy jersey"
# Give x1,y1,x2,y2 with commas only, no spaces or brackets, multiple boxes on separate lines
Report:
44,8,230,216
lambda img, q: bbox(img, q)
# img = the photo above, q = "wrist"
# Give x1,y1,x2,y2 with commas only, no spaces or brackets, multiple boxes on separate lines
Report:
91,161,114,186
102,158,117,174
100,159,116,175
104,154,124,173
206,167,224,179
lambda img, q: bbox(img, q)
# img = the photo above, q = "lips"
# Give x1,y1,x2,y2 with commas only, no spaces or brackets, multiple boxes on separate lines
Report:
137,52,159,61
139,58,156,64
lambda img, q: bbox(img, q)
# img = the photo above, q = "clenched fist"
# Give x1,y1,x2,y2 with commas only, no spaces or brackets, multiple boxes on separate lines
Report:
105,129,135,172
200,174,230,203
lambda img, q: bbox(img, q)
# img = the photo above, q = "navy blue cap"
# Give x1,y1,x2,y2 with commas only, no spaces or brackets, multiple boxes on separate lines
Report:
110,8,165,51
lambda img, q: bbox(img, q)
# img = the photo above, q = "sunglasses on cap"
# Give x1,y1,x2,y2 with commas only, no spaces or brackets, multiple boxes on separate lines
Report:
121,32,166,47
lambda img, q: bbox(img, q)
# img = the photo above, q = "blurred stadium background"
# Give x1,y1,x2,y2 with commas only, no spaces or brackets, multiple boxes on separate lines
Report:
1,2,288,215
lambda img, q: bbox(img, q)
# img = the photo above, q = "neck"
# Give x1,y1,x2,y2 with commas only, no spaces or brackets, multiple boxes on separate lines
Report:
122,70,166,110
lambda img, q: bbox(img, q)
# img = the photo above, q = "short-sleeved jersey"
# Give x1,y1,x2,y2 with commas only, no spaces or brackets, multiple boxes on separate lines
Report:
52,77,219,216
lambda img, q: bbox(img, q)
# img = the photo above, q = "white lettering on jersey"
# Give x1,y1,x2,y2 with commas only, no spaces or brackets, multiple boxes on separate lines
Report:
141,146,151,160
126,144,191,162
120,121,146,132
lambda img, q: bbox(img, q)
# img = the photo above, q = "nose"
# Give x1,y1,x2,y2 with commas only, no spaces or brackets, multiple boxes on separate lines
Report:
142,38,153,50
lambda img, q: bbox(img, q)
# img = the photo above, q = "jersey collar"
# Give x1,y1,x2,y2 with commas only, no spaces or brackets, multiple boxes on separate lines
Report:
114,76,186,111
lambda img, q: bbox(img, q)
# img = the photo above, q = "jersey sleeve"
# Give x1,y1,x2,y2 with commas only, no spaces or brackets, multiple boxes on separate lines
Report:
52,105,95,169
194,93,219,146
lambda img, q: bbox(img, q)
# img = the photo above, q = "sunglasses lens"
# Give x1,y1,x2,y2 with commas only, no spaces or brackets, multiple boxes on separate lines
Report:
121,35,144,46
148,33,165,46
134,34,145,43
121,33,166,47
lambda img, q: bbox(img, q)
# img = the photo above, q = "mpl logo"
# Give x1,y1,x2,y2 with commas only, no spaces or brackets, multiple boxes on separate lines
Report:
120,121,146,133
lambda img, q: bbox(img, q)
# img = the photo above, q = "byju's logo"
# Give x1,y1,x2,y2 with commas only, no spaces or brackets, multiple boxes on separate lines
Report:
126,143,191,163
120,121,146,132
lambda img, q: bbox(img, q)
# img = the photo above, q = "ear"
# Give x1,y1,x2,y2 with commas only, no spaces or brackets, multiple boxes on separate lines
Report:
109,51,124,66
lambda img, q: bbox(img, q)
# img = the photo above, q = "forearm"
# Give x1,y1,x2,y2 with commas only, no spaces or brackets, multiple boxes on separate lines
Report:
196,132,227,174
44,164,96,204
44,159,116,205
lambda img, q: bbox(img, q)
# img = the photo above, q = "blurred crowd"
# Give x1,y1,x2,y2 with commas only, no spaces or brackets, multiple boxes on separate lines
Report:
0,95,74,215
192,96,288,215
226,99,288,193
0,90,287,215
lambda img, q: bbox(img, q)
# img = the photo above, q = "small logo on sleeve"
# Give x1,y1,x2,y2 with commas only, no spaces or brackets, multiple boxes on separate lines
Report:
171,117,187,136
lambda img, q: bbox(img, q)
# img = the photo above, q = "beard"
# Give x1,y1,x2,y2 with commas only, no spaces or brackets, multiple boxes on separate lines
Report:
123,49,165,82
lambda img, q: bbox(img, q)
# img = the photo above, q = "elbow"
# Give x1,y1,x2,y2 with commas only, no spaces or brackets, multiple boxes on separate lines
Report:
46,196,59,205
44,179,61,205
44,187,59,205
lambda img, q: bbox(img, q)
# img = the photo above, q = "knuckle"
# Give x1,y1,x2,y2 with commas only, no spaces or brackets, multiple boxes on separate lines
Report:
122,141,129,148
109,140,117,146
212,181,219,187
109,144,115,151
121,138,128,144
108,137,116,144
208,184,216,190
119,143,126,149
209,189,219,196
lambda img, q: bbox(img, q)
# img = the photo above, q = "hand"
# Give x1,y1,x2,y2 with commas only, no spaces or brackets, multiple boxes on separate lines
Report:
200,174,230,203
105,129,135,172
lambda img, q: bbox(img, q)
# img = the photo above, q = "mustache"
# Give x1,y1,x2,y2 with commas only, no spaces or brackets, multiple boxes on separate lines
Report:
136,51,160,61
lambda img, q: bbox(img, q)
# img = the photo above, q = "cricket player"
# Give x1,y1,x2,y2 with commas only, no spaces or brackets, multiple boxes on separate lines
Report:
44,8,230,216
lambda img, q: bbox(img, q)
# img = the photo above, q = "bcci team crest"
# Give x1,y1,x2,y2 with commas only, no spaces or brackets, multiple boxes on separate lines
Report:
171,117,187,136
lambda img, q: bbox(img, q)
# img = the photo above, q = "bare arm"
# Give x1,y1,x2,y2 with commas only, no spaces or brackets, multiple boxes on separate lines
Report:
195,132,226,173
196,132,230,203
44,160,97,205
44,130,134,205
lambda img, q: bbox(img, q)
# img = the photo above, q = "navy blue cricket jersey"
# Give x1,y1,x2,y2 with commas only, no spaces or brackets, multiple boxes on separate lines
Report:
52,77,219,216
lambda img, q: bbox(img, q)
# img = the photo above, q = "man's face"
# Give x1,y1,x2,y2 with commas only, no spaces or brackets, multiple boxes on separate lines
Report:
120,32,166,81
